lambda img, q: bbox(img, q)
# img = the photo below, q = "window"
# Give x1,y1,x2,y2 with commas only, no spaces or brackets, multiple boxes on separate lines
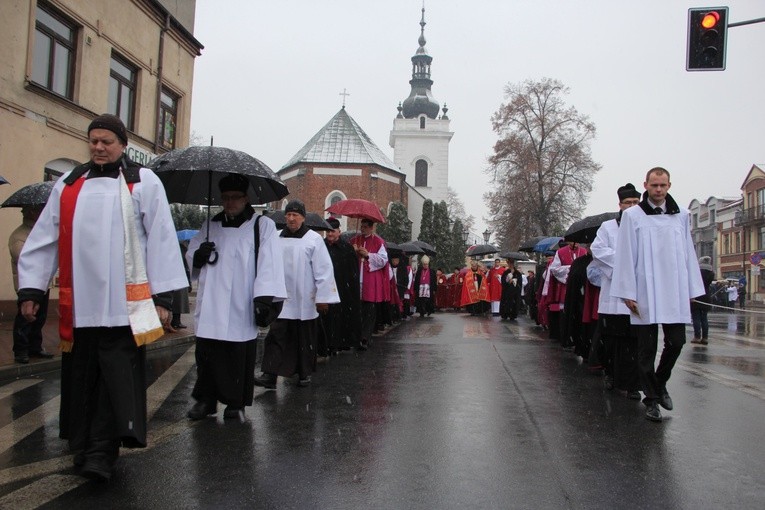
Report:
159,88,178,150
735,232,741,254
758,189,765,208
760,228,765,250
420,116,426,129
108,54,137,129
710,209,716,223
32,3,76,98
723,234,729,255
329,193,343,218
415,159,428,187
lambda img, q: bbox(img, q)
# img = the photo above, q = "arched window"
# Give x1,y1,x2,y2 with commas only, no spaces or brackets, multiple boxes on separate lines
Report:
420,116,426,129
415,159,428,187
325,191,348,231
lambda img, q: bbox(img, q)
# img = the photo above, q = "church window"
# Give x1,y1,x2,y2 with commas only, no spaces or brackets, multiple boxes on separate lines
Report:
420,117,426,129
415,159,428,187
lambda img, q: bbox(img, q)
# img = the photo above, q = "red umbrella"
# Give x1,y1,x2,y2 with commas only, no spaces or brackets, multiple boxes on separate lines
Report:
325,198,385,223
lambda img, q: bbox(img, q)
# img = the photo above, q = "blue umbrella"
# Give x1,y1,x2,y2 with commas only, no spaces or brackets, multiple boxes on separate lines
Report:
176,229,199,242
533,236,562,253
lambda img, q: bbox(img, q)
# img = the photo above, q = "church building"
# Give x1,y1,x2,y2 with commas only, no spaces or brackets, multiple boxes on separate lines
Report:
274,7,451,239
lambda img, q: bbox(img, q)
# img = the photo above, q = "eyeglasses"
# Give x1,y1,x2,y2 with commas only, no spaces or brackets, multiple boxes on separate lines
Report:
221,194,246,202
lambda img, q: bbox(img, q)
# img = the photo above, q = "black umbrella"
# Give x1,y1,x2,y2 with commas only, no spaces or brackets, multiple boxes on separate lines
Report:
410,240,437,256
267,210,333,231
340,230,359,243
0,175,9,185
399,242,425,255
499,251,530,261
564,212,619,244
1,182,55,208
466,244,499,257
518,236,546,252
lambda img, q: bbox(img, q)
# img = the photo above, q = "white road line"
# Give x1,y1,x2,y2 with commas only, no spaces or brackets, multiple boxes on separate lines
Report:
0,344,197,500
146,345,196,421
0,379,42,400
676,360,765,402
0,474,84,510
0,396,60,457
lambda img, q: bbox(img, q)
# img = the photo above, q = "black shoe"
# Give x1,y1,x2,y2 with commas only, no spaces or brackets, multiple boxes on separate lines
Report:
628,391,642,400
659,391,673,411
645,403,662,422
14,354,29,364
80,454,113,482
356,342,368,352
223,406,243,420
29,350,55,359
297,376,311,387
603,375,614,390
73,451,86,467
171,323,187,329
254,373,277,389
187,401,217,420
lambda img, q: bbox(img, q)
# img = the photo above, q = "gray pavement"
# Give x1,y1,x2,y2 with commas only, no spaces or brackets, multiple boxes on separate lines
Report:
0,311,764,509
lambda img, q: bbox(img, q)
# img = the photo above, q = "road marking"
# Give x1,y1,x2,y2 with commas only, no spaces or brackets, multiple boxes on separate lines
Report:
0,344,197,490
0,395,60,457
676,360,765,401
0,379,42,400
0,474,84,510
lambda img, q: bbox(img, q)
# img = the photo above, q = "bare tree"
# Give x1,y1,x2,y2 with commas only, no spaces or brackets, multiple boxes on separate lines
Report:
446,187,475,233
485,78,600,250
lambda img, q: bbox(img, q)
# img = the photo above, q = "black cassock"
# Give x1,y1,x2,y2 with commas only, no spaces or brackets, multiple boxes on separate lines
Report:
320,238,361,353
500,268,523,319
563,254,593,355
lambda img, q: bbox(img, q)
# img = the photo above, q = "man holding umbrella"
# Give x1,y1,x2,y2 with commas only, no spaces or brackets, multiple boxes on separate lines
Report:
17,114,188,480
186,174,287,420
350,219,388,350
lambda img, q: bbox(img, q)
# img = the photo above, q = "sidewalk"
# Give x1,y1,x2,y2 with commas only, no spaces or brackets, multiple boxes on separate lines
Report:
0,309,196,382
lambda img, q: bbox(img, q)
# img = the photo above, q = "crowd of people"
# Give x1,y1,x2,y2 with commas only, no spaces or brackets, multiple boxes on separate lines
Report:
10,113,721,481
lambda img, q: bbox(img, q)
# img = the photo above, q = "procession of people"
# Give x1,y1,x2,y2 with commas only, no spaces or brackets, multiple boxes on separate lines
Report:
7,118,724,484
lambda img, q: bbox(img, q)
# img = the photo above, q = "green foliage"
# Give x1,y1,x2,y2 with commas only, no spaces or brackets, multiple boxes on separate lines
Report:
379,202,412,244
431,201,451,270
170,204,213,230
418,199,434,244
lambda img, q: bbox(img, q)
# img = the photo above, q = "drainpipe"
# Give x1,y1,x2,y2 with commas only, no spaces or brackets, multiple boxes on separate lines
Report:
153,13,169,153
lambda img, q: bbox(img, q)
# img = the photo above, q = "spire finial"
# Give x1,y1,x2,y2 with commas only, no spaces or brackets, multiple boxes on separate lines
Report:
339,88,350,109
418,3,426,49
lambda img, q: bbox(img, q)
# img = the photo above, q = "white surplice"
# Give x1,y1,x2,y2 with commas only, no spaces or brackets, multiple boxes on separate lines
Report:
18,168,188,328
188,214,287,342
611,206,704,325
590,218,631,316
278,229,340,320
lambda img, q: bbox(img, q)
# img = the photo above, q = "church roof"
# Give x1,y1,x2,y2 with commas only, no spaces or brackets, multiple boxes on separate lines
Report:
281,108,401,174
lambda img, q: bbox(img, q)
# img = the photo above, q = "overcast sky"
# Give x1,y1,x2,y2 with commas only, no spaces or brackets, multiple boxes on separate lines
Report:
190,0,765,236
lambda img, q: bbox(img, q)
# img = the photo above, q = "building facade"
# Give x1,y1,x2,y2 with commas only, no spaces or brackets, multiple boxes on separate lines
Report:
0,0,202,304
389,7,453,206
735,164,765,302
689,196,740,275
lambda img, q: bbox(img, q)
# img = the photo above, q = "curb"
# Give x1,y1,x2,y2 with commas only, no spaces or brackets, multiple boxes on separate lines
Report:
0,333,196,383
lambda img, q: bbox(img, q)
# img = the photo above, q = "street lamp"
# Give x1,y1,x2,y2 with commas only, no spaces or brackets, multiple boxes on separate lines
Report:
461,229,469,244
482,229,492,244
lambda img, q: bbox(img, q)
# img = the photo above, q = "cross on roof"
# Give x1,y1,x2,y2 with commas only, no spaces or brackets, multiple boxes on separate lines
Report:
339,88,350,108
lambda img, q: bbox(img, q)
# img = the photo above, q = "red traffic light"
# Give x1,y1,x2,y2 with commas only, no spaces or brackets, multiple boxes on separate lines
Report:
701,11,720,29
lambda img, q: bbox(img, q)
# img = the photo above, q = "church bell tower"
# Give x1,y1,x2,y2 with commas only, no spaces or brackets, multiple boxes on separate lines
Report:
389,5,453,205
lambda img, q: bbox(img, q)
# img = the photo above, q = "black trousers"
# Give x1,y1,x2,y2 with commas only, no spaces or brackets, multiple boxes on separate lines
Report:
62,326,147,452
634,323,685,403
192,337,256,408
261,318,317,378
361,301,377,344
600,314,640,392
13,289,49,355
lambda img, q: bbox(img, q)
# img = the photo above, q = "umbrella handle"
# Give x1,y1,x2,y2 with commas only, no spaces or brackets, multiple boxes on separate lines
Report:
208,249,219,265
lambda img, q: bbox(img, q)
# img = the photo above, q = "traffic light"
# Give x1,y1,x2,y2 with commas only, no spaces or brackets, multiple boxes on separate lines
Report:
687,7,728,71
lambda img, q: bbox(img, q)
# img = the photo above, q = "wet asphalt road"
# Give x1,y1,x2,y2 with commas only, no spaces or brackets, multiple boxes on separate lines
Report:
1,311,764,509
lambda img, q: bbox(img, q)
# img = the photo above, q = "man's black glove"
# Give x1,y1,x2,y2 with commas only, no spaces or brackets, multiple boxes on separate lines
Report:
254,296,283,327
192,242,216,268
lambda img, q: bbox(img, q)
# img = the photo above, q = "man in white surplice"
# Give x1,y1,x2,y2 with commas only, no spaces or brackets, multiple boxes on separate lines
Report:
186,174,287,421
611,167,704,422
256,199,339,388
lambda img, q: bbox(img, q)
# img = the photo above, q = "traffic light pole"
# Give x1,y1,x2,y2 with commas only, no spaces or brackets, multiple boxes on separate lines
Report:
728,16,765,28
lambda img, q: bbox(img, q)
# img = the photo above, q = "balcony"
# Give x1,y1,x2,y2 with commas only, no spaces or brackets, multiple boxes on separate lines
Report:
735,206,765,227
